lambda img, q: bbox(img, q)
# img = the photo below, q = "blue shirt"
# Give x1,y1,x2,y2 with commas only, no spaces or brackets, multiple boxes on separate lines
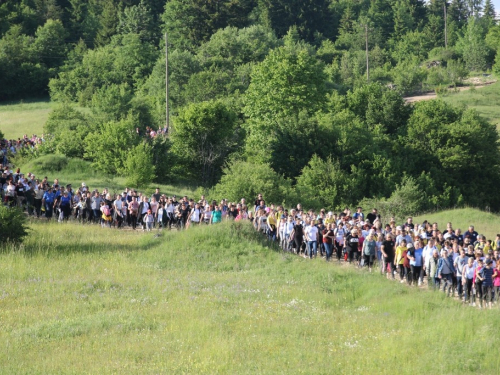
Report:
409,248,423,267
60,196,71,207
43,192,55,203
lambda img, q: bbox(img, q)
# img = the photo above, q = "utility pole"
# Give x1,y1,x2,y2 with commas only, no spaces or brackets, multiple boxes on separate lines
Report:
365,24,369,83
165,32,169,131
444,4,448,49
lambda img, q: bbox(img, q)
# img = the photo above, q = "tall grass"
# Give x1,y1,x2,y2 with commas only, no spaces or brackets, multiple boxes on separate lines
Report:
1,220,499,373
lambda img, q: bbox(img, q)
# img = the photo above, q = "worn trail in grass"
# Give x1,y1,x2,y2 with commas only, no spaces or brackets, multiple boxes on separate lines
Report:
1,220,499,374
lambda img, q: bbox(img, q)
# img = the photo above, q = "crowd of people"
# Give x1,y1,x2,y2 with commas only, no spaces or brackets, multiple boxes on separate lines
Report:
0,134,44,165
2,166,500,309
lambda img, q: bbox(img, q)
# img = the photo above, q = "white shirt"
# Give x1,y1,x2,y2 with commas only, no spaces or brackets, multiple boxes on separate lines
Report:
114,199,123,211
464,264,476,279
336,228,345,245
305,225,318,241
190,208,200,222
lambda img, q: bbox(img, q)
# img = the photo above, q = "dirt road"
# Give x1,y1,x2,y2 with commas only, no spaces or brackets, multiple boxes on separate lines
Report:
404,80,497,103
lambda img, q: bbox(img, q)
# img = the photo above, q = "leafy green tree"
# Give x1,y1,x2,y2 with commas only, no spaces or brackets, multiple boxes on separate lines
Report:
170,100,239,186
0,24,48,99
456,18,490,71
148,135,172,183
32,19,68,69
139,50,201,124
345,83,411,134
295,155,363,210
211,160,294,205
118,0,155,42
405,100,500,208
84,117,137,174
243,40,327,160
391,57,427,95
258,0,333,42
269,111,336,179
50,33,156,104
44,104,91,158
125,141,156,188
34,0,63,24
391,30,429,62
162,0,255,50
183,68,232,103
90,83,134,122
486,24,500,51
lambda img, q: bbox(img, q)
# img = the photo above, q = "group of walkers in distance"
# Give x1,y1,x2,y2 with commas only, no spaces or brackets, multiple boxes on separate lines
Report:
0,134,44,164
2,165,500,309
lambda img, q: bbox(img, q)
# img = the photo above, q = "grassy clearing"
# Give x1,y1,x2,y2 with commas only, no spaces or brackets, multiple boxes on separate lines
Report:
0,98,52,139
415,207,500,240
1,220,499,374
441,81,500,127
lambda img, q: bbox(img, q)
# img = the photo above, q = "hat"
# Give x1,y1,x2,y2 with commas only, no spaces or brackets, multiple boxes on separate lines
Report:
486,259,493,265
82,182,86,187
396,226,402,231
281,214,286,219
407,243,414,249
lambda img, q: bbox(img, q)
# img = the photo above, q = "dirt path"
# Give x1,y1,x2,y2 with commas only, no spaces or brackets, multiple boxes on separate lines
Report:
404,80,497,103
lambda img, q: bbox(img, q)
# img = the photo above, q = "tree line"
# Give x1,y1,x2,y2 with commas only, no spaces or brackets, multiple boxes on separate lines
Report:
3,0,500,215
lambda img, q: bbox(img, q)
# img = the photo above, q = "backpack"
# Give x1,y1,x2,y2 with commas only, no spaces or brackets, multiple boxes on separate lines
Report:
103,206,111,216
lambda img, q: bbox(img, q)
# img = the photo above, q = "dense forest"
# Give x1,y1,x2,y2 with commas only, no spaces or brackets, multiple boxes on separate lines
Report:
2,0,500,215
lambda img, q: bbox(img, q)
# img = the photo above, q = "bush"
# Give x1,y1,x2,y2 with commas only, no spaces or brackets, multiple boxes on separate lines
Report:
30,154,69,172
125,142,156,188
0,206,29,245
211,160,294,206
359,176,426,223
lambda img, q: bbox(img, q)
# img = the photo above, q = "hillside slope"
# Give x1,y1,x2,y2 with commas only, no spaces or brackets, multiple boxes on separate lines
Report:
1,221,499,374
415,207,500,240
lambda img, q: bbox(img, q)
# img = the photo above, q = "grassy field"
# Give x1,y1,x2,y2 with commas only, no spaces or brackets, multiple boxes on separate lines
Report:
1,219,500,374
415,207,500,240
0,98,52,139
441,81,500,127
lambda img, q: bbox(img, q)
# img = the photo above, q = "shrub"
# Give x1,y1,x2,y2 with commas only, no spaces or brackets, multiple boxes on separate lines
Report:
359,176,426,222
211,160,294,206
0,206,29,245
125,142,156,188
31,154,69,172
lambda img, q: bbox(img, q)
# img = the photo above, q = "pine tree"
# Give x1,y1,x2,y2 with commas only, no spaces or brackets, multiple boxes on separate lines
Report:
483,0,496,26
95,0,118,47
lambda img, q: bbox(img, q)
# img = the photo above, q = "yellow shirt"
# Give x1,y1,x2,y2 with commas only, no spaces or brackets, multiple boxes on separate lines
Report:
267,214,277,228
325,217,335,225
395,246,407,265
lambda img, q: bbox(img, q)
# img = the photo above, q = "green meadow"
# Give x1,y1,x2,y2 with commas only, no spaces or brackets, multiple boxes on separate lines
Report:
441,81,500,127
0,99,52,139
415,207,500,240
1,218,500,374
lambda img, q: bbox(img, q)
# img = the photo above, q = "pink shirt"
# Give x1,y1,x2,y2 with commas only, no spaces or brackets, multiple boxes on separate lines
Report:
494,269,500,287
